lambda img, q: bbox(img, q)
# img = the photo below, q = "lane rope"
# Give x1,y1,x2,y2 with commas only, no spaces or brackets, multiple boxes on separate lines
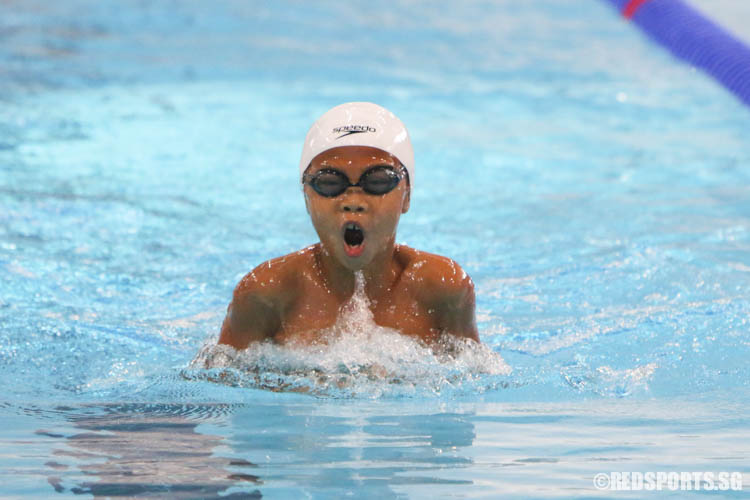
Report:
605,0,750,107
622,0,651,19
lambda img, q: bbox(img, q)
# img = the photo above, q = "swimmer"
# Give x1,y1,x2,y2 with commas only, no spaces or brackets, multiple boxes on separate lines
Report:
218,102,479,350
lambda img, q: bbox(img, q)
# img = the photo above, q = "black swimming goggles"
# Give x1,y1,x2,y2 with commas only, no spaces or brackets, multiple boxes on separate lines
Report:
303,165,406,198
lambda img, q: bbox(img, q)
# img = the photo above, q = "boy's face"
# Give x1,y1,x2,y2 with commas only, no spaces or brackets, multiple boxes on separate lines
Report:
304,146,410,271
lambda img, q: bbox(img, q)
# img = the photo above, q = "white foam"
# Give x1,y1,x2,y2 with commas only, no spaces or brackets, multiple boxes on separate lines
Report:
187,272,510,398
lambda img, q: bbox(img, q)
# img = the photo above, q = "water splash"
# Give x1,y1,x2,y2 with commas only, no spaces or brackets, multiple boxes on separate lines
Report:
561,357,658,398
184,272,511,398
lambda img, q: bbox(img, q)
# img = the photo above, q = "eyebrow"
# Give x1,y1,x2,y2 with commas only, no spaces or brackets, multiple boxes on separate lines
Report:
318,161,396,169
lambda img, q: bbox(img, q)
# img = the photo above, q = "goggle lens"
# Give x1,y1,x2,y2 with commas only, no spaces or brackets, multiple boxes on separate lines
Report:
312,172,349,196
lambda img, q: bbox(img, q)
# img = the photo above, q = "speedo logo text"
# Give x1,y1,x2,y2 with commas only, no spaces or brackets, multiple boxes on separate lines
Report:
333,125,376,138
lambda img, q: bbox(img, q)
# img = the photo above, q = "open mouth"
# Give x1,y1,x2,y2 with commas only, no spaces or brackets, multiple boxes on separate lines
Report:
342,222,365,257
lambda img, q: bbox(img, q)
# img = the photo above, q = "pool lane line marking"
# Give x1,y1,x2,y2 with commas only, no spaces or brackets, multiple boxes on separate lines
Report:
622,0,651,19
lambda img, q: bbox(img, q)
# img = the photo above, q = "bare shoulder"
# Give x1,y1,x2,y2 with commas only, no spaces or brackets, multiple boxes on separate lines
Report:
396,245,474,302
234,245,316,305
220,246,316,349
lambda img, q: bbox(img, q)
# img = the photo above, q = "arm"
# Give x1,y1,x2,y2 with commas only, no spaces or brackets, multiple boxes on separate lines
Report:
218,272,281,350
434,273,480,342
418,255,480,343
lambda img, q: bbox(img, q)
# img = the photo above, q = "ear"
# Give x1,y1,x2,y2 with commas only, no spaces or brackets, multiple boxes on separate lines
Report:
401,187,410,214
303,190,311,214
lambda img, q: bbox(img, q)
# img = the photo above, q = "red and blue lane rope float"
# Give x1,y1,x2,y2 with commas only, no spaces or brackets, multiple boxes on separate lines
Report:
604,0,750,107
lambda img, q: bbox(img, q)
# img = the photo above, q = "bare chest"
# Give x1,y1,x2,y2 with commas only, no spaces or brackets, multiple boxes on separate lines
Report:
273,276,440,345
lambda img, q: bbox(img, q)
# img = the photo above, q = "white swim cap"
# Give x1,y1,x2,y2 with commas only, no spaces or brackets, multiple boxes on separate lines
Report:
299,102,414,188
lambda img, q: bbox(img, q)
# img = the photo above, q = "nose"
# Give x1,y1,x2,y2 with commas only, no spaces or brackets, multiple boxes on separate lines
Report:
339,189,368,213
342,200,366,213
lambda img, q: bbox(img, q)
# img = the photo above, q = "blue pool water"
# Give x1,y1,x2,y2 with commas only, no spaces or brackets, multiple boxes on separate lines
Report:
1,0,749,497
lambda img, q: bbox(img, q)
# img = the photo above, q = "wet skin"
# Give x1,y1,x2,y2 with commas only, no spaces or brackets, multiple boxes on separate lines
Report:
218,146,479,350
